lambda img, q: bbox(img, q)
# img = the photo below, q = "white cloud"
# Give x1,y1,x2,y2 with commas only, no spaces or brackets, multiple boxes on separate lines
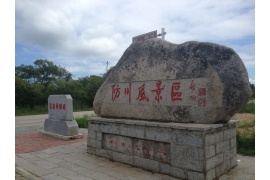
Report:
249,78,255,85
15,0,255,79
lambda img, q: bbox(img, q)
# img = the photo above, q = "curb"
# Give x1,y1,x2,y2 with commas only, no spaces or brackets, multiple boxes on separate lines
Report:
15,166,42,180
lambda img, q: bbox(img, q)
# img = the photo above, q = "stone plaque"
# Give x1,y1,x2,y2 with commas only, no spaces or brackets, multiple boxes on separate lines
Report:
103,134,170,163
48,95,73,121
132,30,157,43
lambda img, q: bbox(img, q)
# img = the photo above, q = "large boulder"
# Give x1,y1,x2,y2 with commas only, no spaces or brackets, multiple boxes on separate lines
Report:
93,39,252,124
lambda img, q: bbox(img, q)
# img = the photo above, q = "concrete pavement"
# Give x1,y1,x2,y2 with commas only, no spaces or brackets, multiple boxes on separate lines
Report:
15,112,255,180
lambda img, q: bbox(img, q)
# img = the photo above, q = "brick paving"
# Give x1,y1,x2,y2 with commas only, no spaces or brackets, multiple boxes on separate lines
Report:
15,131,87,154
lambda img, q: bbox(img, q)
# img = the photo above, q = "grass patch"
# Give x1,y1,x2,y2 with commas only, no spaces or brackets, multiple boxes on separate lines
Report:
15,105,48,116
236,119,255,156
238,102,255,114
75,115,88,128
236,129,255,156
237,120,255,128
75,114,97,128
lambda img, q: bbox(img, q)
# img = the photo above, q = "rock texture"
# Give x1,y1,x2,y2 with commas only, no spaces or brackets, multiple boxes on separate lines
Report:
93,39,252,124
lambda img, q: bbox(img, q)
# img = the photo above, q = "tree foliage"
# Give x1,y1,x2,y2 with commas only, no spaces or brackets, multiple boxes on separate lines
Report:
15,60,112,111
250,83,255,99
16,59,72,86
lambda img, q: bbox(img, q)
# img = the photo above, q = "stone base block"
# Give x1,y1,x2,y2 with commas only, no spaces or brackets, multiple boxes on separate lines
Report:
39,130,83,140
44,118,79,136
87,117,239,180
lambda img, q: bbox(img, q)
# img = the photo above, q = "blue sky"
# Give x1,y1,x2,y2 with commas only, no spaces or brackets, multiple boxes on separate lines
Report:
15,0,255,83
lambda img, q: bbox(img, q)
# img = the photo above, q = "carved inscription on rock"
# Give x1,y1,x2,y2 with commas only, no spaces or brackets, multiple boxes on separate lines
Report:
103,134,170,163
106,78,208,107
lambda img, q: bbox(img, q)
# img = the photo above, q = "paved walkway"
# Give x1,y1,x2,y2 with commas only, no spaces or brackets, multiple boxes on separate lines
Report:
15,112,255,180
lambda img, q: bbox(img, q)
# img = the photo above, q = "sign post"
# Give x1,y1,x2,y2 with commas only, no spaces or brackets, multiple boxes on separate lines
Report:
157,28,166,40
132,30,157,43
132,28,167,43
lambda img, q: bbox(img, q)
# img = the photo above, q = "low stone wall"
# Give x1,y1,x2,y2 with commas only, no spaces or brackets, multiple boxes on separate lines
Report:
87,117,238,180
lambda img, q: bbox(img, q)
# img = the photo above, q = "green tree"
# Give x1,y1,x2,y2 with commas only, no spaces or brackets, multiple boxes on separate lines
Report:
15,59,72,86
15,60,112,113
15,76,35,107
250,83,255,99
78,75,104,106
15,64,39,83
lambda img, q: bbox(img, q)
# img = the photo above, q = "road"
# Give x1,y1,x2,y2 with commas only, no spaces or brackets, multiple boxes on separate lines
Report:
15,111,96,128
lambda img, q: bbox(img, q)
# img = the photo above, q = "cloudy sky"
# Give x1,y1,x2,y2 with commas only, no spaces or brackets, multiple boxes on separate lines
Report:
15,0,255,83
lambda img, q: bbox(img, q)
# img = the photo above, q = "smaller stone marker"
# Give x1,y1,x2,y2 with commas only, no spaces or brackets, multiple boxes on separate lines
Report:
39,95,83,140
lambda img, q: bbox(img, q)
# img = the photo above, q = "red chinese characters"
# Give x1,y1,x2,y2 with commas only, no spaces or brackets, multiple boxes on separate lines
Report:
142,146,147,151
136,83,149,102
189,80,196,91
151,81,164,103
189,95,196,101
198,88,206,96
171,82,183,102
49,103,66,110
111,84,120,101
189,80,197,100
198,88,207,107
109,80,207,107
124,83,132,104
148,146,155,157
198,98,207,107
126,144,132,154
134,144,140,150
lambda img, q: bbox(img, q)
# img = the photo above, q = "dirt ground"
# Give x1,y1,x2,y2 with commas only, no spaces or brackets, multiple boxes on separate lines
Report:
231,113,255,122
231,113,255,134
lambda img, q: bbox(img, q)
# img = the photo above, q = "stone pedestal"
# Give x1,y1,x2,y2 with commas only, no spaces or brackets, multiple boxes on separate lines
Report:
87,117,239,180
40,119,83,140
44,119,79,136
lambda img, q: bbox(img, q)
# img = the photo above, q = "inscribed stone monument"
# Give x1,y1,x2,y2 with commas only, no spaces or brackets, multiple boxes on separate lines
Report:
93,39,252,124
41,95,83,140
87,38,251,179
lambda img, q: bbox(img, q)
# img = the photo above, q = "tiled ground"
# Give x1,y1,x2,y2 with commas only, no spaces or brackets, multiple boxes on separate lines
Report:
15,131,87,154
